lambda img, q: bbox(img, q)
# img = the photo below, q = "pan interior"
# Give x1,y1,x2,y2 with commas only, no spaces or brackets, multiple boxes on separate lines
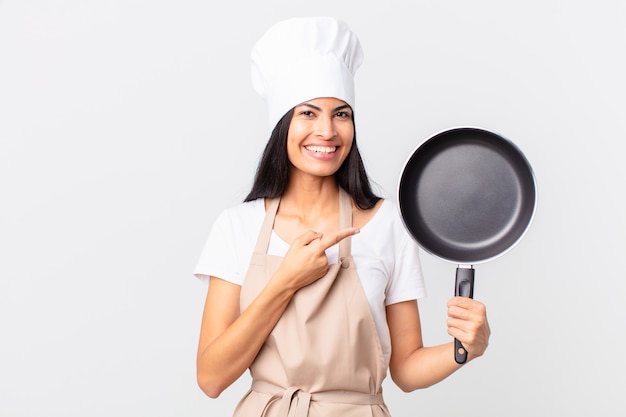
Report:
399,128,536,264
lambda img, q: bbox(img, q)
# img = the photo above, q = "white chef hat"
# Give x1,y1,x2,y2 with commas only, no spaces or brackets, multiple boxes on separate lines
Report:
251,17,364,130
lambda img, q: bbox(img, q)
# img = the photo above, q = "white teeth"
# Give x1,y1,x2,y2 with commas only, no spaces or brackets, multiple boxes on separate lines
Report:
305,145,336,154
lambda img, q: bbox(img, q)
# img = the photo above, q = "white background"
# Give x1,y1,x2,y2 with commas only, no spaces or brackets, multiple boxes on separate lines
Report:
1,1,624,416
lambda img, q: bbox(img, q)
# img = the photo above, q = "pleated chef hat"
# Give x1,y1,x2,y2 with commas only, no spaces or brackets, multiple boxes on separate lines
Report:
251,17,364,130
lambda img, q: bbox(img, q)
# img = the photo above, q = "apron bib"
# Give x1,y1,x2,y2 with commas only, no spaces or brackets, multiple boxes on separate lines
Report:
235,189,390,417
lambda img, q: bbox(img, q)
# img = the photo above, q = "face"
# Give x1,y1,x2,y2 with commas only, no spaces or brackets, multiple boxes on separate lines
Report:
286,97,354,179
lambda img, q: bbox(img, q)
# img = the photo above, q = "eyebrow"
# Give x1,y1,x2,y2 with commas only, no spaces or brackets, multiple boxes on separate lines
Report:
299,103,352,112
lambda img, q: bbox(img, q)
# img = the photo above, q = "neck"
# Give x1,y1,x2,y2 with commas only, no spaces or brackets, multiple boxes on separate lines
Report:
280,173,340,216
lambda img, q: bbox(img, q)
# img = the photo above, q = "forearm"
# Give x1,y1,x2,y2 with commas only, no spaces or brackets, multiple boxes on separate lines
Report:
197,228,359,397
387,297,490,392
391,342,465,391
197,275,295,397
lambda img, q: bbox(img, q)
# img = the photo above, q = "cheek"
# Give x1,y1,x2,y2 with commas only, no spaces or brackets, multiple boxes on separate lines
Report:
286,135,301,163
286,124,306,146
340,124,355,144
342,130,355,152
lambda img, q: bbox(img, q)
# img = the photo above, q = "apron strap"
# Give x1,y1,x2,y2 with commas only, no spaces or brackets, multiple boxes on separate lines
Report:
253,197,280,255
338,187,353,259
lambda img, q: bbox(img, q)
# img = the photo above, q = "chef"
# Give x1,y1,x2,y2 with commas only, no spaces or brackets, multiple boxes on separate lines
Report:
194,16,490,416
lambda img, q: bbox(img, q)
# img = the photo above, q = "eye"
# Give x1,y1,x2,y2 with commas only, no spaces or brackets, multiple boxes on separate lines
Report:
299,110,315,117
336,111,351,118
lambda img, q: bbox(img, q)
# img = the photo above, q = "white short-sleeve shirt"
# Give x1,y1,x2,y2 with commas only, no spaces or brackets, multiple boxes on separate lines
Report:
194,198,427,365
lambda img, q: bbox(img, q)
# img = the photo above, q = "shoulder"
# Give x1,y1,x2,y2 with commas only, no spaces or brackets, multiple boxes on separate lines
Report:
356,198,419,253
353,198,406,245
366,198,406,231
214,198,266,236
222,198,265,217
194,198,266,284
353,198,388,230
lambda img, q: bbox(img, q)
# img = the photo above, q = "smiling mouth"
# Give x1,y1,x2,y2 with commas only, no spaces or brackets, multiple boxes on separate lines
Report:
305,145,337,154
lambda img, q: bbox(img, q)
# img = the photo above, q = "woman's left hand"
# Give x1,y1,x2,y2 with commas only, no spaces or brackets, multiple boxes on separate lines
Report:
447,297,491,360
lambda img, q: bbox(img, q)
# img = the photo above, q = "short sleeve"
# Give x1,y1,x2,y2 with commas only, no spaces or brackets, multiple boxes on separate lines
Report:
384,232,427,306
193,199,265,285
193,209,240,284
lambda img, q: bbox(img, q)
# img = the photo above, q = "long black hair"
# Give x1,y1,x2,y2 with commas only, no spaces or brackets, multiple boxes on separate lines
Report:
244,108,381,210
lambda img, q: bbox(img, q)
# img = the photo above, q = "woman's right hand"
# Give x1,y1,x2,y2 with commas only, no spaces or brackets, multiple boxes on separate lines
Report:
273,227,359,291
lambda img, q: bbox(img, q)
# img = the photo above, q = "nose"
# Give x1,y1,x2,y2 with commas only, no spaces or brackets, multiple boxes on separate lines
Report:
314,114,336,139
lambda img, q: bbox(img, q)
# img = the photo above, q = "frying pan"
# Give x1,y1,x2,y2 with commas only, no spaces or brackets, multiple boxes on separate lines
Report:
398,127,536,364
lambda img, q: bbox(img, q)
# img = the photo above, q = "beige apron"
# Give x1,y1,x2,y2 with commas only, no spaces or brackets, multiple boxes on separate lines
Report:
235,188,391,417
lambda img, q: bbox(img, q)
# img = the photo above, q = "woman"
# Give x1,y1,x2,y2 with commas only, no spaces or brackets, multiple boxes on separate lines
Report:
194,17,490,416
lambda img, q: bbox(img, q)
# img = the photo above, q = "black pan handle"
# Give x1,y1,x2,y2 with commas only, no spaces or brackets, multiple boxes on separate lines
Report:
454,266,475,364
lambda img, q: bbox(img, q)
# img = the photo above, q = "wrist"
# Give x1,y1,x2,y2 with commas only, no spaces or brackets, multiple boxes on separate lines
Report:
266,270,298,300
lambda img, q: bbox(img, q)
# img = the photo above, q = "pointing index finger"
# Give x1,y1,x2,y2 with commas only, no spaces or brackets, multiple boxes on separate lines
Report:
319,227,360,250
